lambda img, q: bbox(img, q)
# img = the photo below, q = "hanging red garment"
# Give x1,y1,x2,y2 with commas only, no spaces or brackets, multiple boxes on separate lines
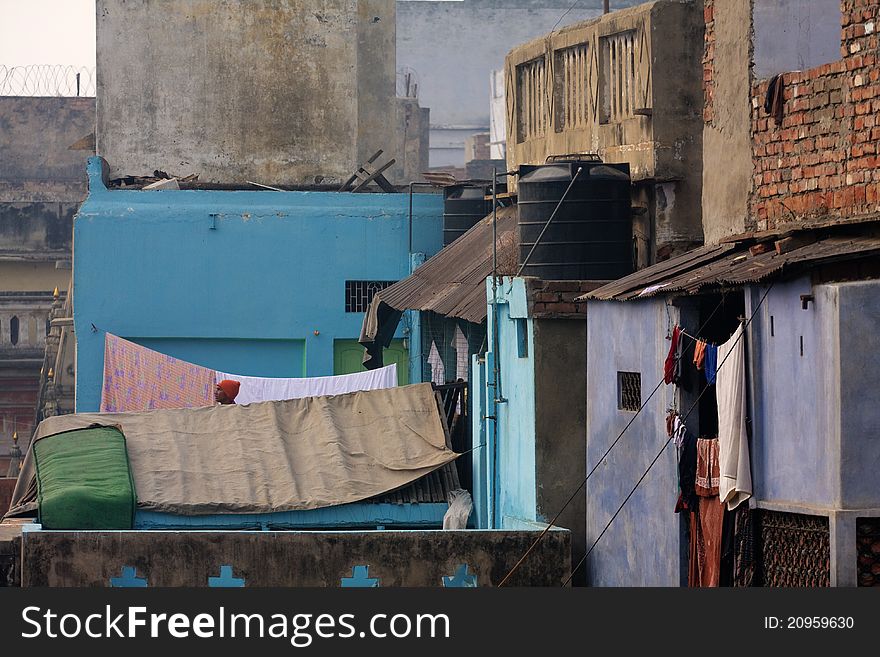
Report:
664,326,681,384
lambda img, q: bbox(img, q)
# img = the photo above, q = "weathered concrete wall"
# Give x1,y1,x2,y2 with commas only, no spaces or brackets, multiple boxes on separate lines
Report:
0,97,94,203
20,529,570,587
96,0,404,185
701,0,752,243
505,1,704,257
74,157,442,412
753,0,842,79
397,0,615,129
0,96,94,259
397,0,630,166
585,297,681,586
0,521,22,587
534,318,587,583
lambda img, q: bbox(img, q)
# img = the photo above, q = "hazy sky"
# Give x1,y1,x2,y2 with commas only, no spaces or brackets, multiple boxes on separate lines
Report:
0,0,95,68
0,0,471,69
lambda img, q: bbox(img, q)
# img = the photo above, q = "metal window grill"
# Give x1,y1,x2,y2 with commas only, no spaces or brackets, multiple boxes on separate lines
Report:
856,518,880,587
757,510,830,587
617,371,641,411
344,280,395,313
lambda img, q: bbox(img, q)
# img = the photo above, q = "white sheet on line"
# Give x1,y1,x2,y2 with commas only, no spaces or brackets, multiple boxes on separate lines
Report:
716,324,752,511
215,363,398,405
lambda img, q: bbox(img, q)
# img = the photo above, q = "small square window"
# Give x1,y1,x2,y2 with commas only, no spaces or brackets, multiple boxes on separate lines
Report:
344,280,396,313
617,371,641,412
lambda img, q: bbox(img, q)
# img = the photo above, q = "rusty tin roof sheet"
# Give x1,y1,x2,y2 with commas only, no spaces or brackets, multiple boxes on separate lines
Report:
378,206,518,323
581,233,880,301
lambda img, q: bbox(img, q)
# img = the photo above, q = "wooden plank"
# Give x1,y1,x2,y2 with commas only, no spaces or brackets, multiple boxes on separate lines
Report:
350,158,396,193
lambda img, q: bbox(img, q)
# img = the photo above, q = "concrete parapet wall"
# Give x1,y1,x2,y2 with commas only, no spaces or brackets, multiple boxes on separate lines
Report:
20,528,570,587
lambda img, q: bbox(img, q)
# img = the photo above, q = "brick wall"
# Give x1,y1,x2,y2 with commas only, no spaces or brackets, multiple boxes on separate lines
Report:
750,0,880,230
703,0,716,124
526,280,606,319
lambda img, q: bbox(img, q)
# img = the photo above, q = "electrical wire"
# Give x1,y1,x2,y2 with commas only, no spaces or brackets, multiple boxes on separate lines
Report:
560,283,774,586
498,293,730,586
550,0,583,33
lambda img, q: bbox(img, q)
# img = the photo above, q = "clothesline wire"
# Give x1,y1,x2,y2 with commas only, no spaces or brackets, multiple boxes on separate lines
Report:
560,283,774,586
497,293,729,587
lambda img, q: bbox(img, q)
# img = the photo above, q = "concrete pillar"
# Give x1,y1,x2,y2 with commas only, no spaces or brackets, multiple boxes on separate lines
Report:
829,510,857,587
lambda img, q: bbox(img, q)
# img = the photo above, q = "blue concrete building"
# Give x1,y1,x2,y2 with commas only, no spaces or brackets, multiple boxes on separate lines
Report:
581,225,880,587
470,276,598,584
73,157,443,413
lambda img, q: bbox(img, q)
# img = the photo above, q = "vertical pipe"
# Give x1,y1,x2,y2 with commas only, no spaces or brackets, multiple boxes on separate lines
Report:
490,167,499,529
408,182,414,256
603,0,610,14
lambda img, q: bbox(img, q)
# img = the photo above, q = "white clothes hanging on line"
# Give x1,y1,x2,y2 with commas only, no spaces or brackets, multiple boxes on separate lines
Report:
215,363,398,405
715,324,752,511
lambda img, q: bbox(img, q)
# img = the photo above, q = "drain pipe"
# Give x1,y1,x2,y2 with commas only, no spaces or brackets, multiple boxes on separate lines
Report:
408,182,436,258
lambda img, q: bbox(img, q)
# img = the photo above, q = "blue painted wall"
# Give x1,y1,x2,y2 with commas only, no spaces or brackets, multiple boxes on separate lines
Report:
585,298,681,586
750,277,880,510
836,279,880,508
471,277,537,529
748,277,835,507
74,157,442,412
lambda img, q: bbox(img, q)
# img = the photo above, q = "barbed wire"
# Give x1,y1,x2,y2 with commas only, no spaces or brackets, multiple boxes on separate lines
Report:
0,65,96,97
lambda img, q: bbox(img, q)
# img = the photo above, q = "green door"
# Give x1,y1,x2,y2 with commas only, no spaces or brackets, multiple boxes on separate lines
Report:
333,339,409,386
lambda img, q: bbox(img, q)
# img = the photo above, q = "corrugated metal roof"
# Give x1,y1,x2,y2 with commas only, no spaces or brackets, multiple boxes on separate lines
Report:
582,231,880,301
378,206,518,323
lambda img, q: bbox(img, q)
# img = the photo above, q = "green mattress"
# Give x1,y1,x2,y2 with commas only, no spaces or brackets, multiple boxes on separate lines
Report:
33,426,137,529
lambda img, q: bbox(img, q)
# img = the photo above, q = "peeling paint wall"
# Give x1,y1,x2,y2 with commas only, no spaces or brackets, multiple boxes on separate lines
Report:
96,0,408,185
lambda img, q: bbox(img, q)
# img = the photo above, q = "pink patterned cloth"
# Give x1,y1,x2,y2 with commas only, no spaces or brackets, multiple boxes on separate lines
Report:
100,333,216,413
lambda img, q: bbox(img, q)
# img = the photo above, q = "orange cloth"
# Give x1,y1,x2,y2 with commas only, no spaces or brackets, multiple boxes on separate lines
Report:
218,379,240,402
693,339,707,370
689,497,724,587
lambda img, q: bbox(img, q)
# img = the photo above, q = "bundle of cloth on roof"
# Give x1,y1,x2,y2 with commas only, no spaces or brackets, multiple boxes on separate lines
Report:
669,323,754,587
6,383,459,528
100,333,397,413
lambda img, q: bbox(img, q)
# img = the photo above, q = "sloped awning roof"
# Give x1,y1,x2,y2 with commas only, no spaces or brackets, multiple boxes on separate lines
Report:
581,221,880,302
379,205,519,324
358,206,517,369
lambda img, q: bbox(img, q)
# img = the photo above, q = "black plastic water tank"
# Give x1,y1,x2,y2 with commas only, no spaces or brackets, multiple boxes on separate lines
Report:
443,182,493,246
517,159,632,280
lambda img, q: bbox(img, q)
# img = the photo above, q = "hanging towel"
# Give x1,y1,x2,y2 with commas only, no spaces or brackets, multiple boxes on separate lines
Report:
214,364,398,405
704,343,718,384
101,333,215,413
716,324,752,511
693,340,707,370
695,438,720,497
664,326,681,384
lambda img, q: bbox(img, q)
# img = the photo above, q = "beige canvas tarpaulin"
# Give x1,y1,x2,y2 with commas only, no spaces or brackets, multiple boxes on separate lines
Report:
7,383,458,517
